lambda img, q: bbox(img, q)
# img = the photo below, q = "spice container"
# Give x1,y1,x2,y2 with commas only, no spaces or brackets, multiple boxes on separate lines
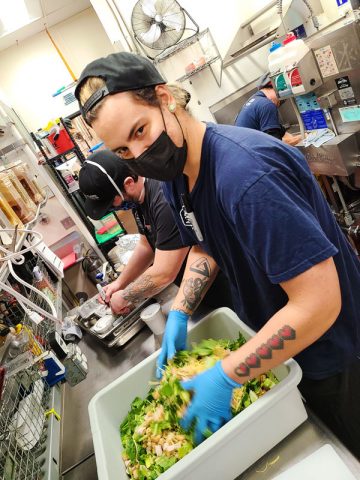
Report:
0,172,34,223
13,163,45,204
0,191,23,228
6,169,37,214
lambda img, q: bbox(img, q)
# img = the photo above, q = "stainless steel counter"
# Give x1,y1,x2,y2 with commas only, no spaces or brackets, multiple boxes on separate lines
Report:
61,285,360,479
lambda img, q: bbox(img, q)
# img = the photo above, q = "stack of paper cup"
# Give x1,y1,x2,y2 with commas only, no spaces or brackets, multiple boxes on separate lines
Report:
140,303,166,349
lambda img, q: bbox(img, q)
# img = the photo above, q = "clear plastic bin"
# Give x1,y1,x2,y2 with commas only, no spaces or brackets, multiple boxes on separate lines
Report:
89,308,307,480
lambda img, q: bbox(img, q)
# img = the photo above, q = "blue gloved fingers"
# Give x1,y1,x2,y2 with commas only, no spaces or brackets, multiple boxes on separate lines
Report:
194,416,210,445
207,418,224,434
180,378,195,391
179,402,197,431
167,343,177,360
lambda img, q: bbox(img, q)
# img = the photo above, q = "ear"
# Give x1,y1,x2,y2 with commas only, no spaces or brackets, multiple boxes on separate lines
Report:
123,176,137,193
155,84,174,107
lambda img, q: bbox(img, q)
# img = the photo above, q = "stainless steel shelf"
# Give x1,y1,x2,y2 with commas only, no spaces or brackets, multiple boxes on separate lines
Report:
155,29,210,63
176,55,221,83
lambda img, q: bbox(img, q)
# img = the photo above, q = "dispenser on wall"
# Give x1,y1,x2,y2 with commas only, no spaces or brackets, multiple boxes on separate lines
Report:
270,33,323,97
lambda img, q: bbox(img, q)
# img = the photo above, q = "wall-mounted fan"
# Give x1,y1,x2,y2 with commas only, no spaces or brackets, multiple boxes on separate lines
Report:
131,0,199,60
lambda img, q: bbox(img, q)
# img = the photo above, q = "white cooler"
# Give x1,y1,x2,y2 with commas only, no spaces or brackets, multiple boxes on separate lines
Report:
88,308,308,480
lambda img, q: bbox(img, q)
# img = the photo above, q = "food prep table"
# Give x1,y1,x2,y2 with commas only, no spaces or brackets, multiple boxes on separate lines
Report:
60,284,360,479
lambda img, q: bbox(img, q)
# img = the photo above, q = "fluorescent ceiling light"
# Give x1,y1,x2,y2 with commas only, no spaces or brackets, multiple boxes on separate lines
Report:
0,0,42,37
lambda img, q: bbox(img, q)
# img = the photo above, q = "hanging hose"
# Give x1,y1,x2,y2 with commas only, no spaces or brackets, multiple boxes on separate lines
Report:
301,0,320,29
277,0,319,33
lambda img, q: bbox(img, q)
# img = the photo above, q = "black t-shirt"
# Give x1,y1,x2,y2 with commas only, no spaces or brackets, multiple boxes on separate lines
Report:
133,179,185,251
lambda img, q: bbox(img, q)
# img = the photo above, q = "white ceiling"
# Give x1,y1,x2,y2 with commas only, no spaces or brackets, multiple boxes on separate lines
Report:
0,0,91,52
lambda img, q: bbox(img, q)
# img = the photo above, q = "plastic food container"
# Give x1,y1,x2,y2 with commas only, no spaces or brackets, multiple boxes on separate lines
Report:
89,308,307,480
13,163,45,204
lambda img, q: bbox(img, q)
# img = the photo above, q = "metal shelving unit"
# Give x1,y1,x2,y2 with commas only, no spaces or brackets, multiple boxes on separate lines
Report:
154,29,223,86
0,196,64,480
31,117,127,269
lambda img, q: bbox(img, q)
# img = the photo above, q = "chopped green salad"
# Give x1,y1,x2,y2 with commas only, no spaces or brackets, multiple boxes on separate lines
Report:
120,334,278,479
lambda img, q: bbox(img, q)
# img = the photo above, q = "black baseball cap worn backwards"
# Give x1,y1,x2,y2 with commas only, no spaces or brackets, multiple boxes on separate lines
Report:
79,149,135,220
75,52,165,119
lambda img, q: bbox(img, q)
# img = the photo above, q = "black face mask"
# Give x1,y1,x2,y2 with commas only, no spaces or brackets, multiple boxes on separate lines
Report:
121,112,187,181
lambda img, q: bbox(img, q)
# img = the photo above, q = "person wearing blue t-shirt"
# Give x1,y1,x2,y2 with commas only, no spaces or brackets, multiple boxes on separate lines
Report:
75,53,360,458
235,72,302,146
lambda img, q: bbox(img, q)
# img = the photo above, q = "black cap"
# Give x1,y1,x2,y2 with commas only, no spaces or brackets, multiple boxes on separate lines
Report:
257,72,272,89
75,52,165,119
79,149,135,220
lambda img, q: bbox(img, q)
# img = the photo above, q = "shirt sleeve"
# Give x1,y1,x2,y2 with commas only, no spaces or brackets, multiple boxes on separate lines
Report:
257,101,281,132
149,183,187,251
234,170,338,284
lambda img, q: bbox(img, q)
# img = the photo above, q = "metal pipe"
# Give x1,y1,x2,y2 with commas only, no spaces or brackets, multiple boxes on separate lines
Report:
241,1,278,28
332,176,354,226
224,32,278,67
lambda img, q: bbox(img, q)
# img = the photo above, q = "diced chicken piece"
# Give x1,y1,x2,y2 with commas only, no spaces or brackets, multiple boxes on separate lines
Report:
155,444,163,456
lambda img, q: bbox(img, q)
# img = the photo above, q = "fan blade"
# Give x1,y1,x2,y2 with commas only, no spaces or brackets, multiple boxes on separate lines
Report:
141,0,157,18
162,14,183,32
140,23,162,45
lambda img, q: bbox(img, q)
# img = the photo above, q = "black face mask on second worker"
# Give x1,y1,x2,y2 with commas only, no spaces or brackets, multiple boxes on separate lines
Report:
121,109,187,182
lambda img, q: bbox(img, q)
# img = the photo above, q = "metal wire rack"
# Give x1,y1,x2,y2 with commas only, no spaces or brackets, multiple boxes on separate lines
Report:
22,255,61,346
0,365,51,480
0,254,61,480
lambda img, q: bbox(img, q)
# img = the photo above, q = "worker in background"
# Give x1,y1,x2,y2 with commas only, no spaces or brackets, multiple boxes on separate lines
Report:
78,150,233,314
75,53,360,457
235,72,302,146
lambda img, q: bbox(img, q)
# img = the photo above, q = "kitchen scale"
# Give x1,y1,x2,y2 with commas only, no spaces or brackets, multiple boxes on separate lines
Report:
75,295,157,348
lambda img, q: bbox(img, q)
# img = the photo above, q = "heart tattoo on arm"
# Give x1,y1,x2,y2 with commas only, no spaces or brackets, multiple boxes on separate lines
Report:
234,325,296,378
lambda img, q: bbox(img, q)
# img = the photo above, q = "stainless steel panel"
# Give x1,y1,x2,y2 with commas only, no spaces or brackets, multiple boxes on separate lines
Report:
296,132,360,175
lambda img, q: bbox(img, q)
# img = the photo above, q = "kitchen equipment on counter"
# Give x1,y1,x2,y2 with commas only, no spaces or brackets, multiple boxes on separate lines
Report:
88,307,307,480
75,295,157,348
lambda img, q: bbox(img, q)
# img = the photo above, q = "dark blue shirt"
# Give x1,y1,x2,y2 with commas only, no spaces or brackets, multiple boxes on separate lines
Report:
235,91,281,132
163,123,360,380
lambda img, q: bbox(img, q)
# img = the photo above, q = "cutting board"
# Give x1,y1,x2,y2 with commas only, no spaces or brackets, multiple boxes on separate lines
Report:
272,444,357,480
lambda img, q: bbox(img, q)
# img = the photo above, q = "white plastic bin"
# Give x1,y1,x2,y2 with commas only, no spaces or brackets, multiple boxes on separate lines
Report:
89,308,307,480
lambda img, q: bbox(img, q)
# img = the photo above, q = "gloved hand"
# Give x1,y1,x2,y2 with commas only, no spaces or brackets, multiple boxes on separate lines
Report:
180,361,242,445
156,310,189,379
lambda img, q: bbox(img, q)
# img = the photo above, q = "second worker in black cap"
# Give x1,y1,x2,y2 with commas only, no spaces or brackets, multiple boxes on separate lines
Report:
79,149,233,315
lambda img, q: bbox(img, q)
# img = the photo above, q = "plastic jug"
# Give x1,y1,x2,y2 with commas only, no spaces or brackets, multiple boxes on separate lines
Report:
268,41,292,97
282,32,310,94
268,42,282,75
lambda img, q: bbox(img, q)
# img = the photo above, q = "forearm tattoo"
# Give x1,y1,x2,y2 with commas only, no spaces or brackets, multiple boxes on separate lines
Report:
234,325,296,378
122,274,164,303
181,257,211,311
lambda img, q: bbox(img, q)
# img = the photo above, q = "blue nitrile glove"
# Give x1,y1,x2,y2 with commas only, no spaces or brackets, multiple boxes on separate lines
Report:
156,310,189,379
180,361,242,445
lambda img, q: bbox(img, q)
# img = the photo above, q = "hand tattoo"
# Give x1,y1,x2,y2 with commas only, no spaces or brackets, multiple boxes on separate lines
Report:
234,325,296,379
